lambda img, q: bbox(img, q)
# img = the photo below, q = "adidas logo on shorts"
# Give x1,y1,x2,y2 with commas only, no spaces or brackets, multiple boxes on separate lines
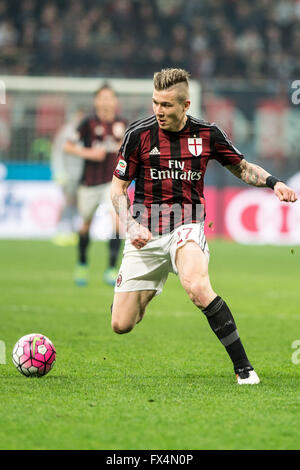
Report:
149,147,160,156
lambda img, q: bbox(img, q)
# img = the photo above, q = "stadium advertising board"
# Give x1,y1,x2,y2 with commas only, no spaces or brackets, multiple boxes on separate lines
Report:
0,178,299,244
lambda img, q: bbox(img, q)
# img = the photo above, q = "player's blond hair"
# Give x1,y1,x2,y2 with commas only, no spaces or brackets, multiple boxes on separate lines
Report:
153,68,190,103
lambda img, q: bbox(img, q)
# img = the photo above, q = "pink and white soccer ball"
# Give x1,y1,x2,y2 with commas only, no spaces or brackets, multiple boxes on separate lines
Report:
12,333,56,377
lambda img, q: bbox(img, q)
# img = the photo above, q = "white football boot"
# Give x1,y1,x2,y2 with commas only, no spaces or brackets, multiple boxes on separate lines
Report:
236,366,260,385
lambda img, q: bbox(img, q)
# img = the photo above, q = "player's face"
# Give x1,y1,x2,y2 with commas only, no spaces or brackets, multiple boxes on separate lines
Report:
94,89,118,118
152,86,190,132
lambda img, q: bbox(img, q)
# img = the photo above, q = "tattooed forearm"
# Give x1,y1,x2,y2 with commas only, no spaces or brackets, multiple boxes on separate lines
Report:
111,190,135,230
226,160,271,187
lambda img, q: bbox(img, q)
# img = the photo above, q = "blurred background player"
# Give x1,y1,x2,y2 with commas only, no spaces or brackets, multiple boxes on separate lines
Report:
64,84,126,286
51,108,85,246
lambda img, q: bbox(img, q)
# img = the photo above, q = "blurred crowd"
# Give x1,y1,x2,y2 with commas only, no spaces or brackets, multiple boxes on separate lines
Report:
1,0,300,80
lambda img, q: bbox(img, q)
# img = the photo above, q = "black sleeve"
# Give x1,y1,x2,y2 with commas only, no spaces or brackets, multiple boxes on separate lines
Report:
114,128,140,181
210,124,244,166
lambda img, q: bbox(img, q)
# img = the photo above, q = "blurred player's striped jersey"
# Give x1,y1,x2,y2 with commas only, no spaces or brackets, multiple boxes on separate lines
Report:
114,115,244,234
77,114,126,186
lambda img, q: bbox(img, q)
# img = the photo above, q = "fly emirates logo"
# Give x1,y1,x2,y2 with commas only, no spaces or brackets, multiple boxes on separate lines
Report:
150,160,202,181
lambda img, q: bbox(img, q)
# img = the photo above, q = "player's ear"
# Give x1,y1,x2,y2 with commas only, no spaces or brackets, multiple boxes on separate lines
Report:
184,100,191,112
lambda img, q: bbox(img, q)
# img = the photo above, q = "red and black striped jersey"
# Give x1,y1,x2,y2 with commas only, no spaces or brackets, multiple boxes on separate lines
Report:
77,113,126,186
114,115,243,234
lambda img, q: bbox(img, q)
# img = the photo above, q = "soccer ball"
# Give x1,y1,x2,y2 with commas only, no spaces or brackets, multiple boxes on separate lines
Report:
12,333,56,377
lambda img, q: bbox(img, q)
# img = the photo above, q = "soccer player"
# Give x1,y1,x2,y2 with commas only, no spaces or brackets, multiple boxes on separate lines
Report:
110,68,298,385
64,84,126,286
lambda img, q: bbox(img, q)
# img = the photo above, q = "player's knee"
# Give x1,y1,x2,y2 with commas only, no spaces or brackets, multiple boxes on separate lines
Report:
181,276,204,296
111,317,135,335
183,277,211,309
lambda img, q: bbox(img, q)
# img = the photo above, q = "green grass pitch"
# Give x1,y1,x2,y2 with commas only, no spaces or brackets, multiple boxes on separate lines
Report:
0,239,299,450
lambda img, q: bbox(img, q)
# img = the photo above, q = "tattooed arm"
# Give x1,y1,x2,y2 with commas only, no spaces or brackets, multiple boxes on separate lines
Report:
111,176,152,249
226,159,298,203
225,159,272,186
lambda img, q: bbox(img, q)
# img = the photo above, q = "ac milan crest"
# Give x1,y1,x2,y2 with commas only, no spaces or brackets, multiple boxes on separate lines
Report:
112,121,126,139
95,125,104,136
116,273,122,287
188,138,202,157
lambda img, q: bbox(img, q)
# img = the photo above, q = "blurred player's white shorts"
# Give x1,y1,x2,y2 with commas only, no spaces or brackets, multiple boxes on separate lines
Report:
115,222,209,295
77,182,112,222
62,179,79,200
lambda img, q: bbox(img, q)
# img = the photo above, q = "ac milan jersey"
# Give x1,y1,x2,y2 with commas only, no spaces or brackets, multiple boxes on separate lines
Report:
113,115,244,235
77,114,126,186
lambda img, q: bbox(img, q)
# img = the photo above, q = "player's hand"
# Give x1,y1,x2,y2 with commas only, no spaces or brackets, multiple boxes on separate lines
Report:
87,146,106,161
128,220,152,249
274,182,298,203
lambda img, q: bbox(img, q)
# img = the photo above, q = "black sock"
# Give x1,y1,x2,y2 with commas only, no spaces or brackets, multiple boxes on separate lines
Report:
202,296,252,372
78,232,90,264
109,235,121,268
